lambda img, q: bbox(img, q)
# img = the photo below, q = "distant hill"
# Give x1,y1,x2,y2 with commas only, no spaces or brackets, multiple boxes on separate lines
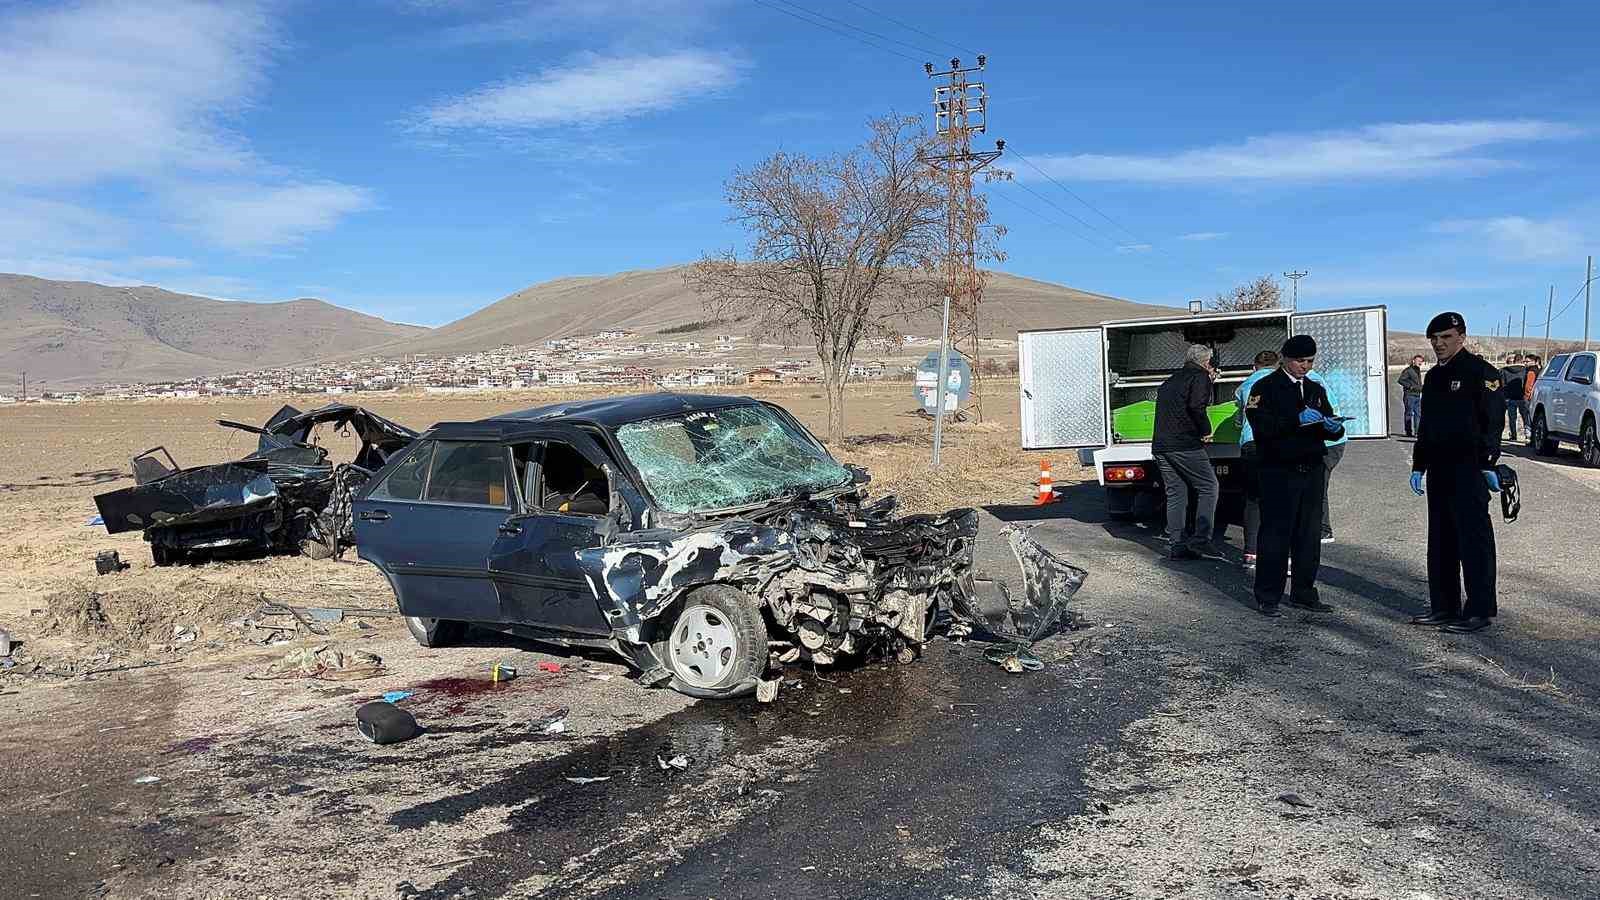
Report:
0,274,426,389
352,265,1180,360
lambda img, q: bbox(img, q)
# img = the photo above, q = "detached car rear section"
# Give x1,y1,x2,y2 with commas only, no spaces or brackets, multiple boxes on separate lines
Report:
352,394,1085,699
1018,307,1391,522
94,404,416,565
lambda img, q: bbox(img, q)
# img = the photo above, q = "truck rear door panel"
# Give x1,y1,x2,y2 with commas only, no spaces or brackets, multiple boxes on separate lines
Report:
1292,306,1390,439
1019,327,1107,449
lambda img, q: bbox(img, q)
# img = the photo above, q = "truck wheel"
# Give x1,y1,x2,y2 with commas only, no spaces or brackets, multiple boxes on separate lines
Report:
657,585,767,699
405,616,467,648
1583,418,1600,468
1532,412,1558,456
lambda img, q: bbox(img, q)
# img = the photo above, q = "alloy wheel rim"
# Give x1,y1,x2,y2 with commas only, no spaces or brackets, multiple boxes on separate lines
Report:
668,604,738,688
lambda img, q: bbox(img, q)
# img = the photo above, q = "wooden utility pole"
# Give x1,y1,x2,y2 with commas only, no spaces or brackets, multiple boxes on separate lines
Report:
920,56,1001,420
1545,284,1555,360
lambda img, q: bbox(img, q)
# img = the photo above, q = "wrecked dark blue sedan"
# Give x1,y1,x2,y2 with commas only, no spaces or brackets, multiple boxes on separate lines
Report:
353,393,1082,699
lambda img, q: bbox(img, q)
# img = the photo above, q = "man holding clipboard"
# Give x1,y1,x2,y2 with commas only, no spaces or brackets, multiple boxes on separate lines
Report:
1243,335,1347,617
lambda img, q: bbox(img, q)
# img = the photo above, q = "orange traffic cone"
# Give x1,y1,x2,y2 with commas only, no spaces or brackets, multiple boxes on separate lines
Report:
1035,459,1057,505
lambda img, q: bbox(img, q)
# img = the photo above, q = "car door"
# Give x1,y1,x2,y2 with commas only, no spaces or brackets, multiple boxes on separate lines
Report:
489,431,618,636
353,439,514,623
1561,354,1597,434
1537,354,1569,432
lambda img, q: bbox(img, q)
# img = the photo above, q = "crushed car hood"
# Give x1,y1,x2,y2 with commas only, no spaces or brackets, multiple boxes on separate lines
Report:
95,461,279,534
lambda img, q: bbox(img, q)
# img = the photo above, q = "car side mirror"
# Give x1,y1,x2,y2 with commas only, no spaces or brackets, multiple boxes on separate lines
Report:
1575,375,1592,385
845,463,871,486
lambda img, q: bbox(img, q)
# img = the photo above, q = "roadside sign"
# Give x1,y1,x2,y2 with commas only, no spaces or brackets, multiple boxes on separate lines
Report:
914,352,972,414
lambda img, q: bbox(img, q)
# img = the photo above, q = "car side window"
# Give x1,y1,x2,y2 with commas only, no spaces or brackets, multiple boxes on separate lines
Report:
538,440,610,517
369,441,433,501
1545,355,1570,381
1566,355,1595,384
424,441,510,507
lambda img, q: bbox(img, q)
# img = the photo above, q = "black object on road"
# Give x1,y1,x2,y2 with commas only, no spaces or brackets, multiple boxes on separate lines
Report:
94,550,129,575
356,701,419,745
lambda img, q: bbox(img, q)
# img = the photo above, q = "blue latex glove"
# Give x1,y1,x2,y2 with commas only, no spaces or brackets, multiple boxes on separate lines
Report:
1321,416,1341,434
1483,469,1501,492
1298,408,1324,426
1410,472,1425,496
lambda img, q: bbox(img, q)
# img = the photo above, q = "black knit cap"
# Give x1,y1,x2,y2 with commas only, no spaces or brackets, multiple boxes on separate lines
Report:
1281,334,1317,358
1426,311,1466,335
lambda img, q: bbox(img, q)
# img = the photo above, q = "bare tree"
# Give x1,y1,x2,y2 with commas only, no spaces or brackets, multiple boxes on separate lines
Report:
686,115,995,442
1209,275,1283,312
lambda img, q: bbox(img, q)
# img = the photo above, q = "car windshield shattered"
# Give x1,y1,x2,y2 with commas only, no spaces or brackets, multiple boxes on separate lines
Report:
616,404,851,513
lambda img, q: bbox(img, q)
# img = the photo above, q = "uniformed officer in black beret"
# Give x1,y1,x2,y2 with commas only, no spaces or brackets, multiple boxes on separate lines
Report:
1244,334,1345,617
1410,311,1504,633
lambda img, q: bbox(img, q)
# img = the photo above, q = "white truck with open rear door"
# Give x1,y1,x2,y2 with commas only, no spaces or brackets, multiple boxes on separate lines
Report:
1018,306,1390,522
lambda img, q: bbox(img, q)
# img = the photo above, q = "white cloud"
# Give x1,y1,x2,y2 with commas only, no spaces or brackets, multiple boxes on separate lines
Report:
167,182,376,251
0,1,371,255
1023,120,1583,183
1431,216,1585,260
428,0,725,47
1115,243,1153,253
416,50,744,130
1178,231,1228,241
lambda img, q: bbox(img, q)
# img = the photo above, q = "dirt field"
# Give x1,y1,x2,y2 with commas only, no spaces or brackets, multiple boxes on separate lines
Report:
0,380,1064,679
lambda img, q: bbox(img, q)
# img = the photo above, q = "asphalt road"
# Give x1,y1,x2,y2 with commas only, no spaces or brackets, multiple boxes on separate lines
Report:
7,428,1600,899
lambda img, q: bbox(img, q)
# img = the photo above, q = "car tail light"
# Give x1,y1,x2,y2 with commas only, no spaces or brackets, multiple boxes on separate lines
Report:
1105,465,1146,482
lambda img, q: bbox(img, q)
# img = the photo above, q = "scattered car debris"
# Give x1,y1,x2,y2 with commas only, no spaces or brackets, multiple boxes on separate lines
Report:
381,690,414,703
657,754,690,771
983,644,1044,674
354,394,1089,701
133,775,160,784
531,707,570,737
171,625,197,645
93,550,128,576
491,662,518,682
85,514,104,527
94,403,416,566
756,679,780,703
251,645,384,681
356,701,419,745
565,775,611,785
536,662,563,674
0,629,11,658
1277,793,1315,809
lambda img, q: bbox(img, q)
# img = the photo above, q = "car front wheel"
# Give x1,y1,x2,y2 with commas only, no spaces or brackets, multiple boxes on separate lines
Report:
1583,418,1600,468
658,585,767,699
405,616,467,648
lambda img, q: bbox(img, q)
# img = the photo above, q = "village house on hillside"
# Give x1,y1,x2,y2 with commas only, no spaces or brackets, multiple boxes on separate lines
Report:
746,367,782,385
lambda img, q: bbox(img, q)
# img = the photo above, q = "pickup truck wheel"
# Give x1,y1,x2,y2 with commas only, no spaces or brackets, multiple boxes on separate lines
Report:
658,585,767,699
405,616,467,648
1532,412,1558,456
1583,419,1600,468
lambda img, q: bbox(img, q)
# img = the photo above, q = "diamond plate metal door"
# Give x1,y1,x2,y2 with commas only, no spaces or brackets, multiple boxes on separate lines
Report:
1020,328,1106,449
1293,307,1389,438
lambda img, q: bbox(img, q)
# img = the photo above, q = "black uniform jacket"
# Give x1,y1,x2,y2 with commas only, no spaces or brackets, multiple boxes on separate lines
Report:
1414,349,1504,474
1152,362,1214,453
1245,368,1345,466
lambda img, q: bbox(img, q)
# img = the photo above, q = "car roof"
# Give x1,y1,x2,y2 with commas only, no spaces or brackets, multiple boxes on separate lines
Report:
424,392,760,441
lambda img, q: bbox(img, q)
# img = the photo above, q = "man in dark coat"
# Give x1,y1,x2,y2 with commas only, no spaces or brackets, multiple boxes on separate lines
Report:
1500,354,1530,442
1244,335,1345,616
1410,312,1504,633
1152,344,1221,560
1398,355,1425,437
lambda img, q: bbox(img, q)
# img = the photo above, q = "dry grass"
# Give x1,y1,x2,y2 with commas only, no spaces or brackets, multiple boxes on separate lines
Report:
832,421,1078,514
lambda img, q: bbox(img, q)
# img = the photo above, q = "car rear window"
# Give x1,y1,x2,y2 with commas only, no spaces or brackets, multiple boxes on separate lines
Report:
425,441,510,507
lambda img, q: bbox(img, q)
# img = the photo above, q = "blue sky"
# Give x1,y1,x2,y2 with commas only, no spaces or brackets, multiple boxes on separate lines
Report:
3,0,1598,336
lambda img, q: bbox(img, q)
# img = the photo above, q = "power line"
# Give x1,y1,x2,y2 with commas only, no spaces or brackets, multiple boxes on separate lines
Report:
748,0,924,63
1527,273,1597,329
987,188,1126,254
772,0,947,58
840,0,981,57
1007,150,1149,246
997,178,1123,251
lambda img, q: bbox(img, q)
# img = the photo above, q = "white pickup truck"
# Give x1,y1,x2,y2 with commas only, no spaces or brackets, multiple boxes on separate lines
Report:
1018,305,1390,521
1530,350,1600,466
